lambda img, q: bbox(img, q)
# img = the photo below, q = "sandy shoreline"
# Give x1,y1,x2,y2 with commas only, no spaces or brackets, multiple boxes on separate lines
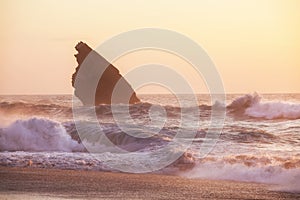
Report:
0,166,298,200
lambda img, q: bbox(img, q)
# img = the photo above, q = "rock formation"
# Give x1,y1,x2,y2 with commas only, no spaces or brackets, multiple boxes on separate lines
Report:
72,42,140,105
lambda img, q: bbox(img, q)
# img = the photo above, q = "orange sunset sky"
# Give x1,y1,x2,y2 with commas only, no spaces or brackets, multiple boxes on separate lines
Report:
0,0,299,94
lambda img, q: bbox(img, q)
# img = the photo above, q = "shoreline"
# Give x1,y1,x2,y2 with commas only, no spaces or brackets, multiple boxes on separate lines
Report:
0,166,299,199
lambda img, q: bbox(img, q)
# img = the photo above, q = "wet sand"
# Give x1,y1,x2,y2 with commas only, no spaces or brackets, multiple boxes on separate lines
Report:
0,166,298,200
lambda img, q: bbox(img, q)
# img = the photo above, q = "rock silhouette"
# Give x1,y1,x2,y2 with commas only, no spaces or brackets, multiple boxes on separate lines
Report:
72,42,140,105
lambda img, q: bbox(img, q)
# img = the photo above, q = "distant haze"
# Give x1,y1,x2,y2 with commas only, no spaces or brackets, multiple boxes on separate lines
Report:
1,0,299,94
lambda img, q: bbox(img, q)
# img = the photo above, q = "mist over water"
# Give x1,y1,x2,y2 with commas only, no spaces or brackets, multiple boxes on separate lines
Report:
0,93,299,191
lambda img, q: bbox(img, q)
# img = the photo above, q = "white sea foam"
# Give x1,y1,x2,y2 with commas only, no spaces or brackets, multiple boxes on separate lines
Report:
181,161,300,192
245,101,300,120
0,117,84,152
228,93,300,119
0,94,299,192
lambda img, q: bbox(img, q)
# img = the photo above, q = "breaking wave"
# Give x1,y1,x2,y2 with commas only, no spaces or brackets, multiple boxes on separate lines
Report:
227,93,300,120
0,117,176,153
1,93,300,121
0,118,84,152
180,155,300,192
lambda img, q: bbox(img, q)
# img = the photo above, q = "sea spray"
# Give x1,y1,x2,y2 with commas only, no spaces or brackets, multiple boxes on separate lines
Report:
228,93,300,119
0,93,299,193
0,117,84,152
180,159,300,192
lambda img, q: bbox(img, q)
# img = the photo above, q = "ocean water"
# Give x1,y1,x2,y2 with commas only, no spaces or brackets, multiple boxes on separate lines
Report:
0,93,300,192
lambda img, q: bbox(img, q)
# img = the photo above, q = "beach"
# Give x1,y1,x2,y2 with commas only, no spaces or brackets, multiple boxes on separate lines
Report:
0,94,300,199
1,0,300,198
0,166,299,200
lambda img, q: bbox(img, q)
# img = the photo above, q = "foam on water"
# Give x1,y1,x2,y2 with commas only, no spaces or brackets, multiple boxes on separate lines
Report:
181,159,300,192
2,93,300,120
0,94,299,192
0,118,84,152
245,101,300,120
228,93,300,119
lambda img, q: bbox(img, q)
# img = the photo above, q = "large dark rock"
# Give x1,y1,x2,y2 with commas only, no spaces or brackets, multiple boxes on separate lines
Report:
72,42,140,105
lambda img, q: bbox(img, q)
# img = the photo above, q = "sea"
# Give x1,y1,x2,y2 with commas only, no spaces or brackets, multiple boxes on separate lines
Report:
0,93,299,192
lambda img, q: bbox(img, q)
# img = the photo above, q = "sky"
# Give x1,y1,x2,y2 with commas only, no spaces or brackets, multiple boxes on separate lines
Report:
0,0,299,94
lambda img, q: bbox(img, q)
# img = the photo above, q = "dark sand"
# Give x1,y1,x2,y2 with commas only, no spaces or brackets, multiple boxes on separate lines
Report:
0,167,298,200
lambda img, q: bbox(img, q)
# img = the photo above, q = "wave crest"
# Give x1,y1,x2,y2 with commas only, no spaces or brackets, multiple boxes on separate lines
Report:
181,155,300,192
228,93,300,120
0,118,84,152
